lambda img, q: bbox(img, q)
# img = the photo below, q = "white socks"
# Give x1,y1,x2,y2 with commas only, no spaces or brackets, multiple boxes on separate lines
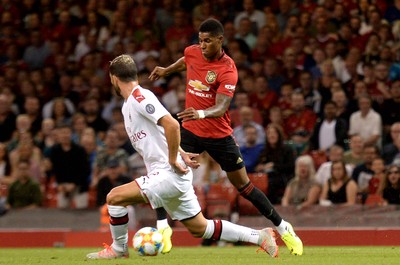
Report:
275,219,289,236
108,205,128,252
157,219,169,230
202,219,259,245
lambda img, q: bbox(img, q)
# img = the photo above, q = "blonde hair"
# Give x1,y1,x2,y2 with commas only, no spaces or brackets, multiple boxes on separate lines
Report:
294,155,316,181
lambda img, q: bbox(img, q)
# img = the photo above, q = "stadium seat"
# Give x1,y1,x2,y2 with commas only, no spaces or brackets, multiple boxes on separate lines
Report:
238,173,269,216
205,182,238,218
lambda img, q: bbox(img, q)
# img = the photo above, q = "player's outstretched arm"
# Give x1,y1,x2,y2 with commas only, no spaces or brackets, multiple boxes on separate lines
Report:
149,57,186,81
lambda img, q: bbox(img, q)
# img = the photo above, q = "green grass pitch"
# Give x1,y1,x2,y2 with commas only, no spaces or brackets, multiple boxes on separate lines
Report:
0,246,399,265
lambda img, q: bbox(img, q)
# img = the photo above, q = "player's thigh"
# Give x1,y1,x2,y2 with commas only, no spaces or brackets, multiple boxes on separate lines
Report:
107,181,146,206
205,136,244,171
180,212,208,237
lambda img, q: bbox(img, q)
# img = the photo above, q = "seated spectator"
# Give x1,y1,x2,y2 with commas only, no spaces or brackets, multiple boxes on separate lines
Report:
363,157,386,196
352,144,380,200
343,134,365,169
8,131,44,184
379,164,400,205
331,89,352,126
382,122,400,165
248,75,278,124
276,82,294,120
284,91,317,139
91,128,129,187
315,145,353,186
44,124,90,209
96,159,131,207
380,81,400,136
268,106,287,139
0,143,12,185
348,94,382,147
0,94,17,143
256,124,295,204
22,96,43,136
229,91,263,128
309,101,348,152
35,118,56,155
320,160,358,206
81,96,109,140
233,106,265,147
281,155,321,208
6,159,42,209
240,124,265,173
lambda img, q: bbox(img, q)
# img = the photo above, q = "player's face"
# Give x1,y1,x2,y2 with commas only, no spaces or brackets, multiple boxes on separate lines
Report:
198,32,223,60
110,74,122,97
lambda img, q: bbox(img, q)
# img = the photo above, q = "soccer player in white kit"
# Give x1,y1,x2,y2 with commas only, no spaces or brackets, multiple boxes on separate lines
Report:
86,54,278,259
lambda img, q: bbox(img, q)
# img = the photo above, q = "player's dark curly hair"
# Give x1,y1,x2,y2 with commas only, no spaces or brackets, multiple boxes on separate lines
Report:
109,54,138,82
199,18,224,37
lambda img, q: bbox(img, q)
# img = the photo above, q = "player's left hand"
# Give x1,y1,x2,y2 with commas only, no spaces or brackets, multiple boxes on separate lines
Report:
177,107,199,122
181,152,200,169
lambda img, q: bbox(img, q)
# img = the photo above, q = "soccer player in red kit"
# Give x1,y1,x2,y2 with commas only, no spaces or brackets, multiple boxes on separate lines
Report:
150,18,303,256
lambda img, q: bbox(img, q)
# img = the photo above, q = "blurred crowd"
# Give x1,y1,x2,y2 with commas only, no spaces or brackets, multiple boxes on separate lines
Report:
0,0,400,213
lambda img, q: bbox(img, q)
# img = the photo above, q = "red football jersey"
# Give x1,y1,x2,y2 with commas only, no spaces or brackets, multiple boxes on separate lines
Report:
183,45,238,138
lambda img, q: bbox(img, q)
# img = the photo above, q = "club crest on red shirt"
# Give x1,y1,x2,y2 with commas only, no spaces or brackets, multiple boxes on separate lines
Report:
205,70,217,84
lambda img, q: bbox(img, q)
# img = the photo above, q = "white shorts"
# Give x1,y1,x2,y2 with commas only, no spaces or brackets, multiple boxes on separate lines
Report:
135,168,201,221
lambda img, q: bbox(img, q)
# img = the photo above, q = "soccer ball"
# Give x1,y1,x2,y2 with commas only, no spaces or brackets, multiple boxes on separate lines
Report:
132,227,164,256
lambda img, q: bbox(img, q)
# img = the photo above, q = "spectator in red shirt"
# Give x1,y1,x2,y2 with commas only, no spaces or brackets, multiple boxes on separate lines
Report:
284,91,317,138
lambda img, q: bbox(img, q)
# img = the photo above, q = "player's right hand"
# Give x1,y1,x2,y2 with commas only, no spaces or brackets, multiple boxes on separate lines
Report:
149,66,166,81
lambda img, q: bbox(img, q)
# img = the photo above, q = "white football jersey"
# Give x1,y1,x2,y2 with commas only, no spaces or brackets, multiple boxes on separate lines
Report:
122,85,176,173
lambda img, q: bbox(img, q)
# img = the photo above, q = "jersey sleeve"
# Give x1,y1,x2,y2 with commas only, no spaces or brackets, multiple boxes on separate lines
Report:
216,64,238,98
133,89,170,124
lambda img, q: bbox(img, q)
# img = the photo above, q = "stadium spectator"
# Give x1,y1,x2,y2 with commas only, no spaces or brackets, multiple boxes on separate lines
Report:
379,164,400,205
348,94,382,147
96,159,131,207
297,70,322,114
234,0,266,33
256,124,295,204
381,122,400,165
6,159,42,209
331,89,352,125
91,128,129,187
315,145,353,186
309,101,348,151
0,143,12,185
44,124,90,209
343,134,365,168
8,132,43,184
352,144,380,199
0,93,16,143
319,160,358,206
240,124,265,173
284,91,317,139
233,106,265,147
363,157,386,196
81,96,109,139
380,81,400,136
281,155,320,208
229,91,263,128
22,96,43,136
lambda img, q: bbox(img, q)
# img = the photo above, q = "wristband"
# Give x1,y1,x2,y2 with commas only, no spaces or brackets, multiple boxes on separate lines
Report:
197,110,205,119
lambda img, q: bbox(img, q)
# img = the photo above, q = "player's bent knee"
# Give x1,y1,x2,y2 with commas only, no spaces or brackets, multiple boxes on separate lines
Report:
106,189,123,205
